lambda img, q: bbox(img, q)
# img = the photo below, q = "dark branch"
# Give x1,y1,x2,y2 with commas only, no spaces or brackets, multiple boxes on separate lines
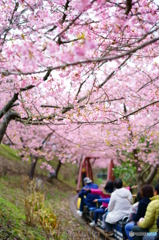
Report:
141,165,151,178
5,132,16,146
125,0,132,15
20,84,35,91
62,105,74,114
0,93,18,119
40,97,125,109
145,166,158,184
62,0,70,23
75,80,86,99
10,2,19,24
43,68,52,81
41,105,60,108
0,110,20,143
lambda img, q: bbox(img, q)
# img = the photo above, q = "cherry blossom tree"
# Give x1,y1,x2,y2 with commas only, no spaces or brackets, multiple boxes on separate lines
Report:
0,0,159,187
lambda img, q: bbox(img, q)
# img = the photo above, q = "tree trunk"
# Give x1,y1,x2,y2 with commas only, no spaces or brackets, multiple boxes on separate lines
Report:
29,156,38,180
55,160,62,179
0,110,19,143
136,172,144,191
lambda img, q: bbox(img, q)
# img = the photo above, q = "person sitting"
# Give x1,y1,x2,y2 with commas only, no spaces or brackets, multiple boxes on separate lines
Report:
128,191,142,222
143,215,159,240
125,185,153,240
154,216,159,240
84,180,114,227
77,177,99,217
132,184,159,240
105,178,133,235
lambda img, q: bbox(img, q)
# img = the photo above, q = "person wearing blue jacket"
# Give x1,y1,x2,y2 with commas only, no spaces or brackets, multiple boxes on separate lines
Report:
77,177,99,216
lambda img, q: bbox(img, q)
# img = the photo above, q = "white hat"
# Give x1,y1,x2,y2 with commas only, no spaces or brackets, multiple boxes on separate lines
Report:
83,177,92,184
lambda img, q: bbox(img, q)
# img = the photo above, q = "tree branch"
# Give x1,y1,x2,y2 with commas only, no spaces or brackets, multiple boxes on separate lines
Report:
16,99,159,126
62,0,70,24
141,165,151,178
2,36,159,77
125,0,132,15
5,132,16,146
0,110,20,143
145,166,158,184
41,97,125,109
10,2,19,24
0,93,18,119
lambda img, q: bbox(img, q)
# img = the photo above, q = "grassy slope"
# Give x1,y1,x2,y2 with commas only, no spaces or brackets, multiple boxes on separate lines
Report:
0,145,75,239
0,144,21,161
0,172,79,239
0,145,94,239
0,175,47,240
0,144,103,239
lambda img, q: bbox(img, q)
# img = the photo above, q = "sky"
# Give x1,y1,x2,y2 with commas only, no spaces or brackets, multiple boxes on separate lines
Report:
154,0,159,4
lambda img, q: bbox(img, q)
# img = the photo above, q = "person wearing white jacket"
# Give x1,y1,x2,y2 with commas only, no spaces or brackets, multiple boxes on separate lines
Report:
105,179,133,235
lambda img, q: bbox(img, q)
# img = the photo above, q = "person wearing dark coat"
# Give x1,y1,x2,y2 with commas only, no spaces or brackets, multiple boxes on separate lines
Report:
132,197,151,224
125,184,153,240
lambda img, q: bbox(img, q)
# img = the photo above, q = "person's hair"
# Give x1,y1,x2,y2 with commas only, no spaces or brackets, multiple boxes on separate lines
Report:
104,180,114,192
155,184,159,194
114,179,123,189
140,184,153,198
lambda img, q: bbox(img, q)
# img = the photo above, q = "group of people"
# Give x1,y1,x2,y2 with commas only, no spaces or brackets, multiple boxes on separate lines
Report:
77,177,159,240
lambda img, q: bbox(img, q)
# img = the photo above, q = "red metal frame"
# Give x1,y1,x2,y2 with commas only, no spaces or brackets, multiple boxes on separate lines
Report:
76,156,97,192
76,157,115,192
107,159,115,182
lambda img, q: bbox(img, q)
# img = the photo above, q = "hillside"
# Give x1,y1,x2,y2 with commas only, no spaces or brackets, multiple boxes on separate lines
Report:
0,145,95,240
